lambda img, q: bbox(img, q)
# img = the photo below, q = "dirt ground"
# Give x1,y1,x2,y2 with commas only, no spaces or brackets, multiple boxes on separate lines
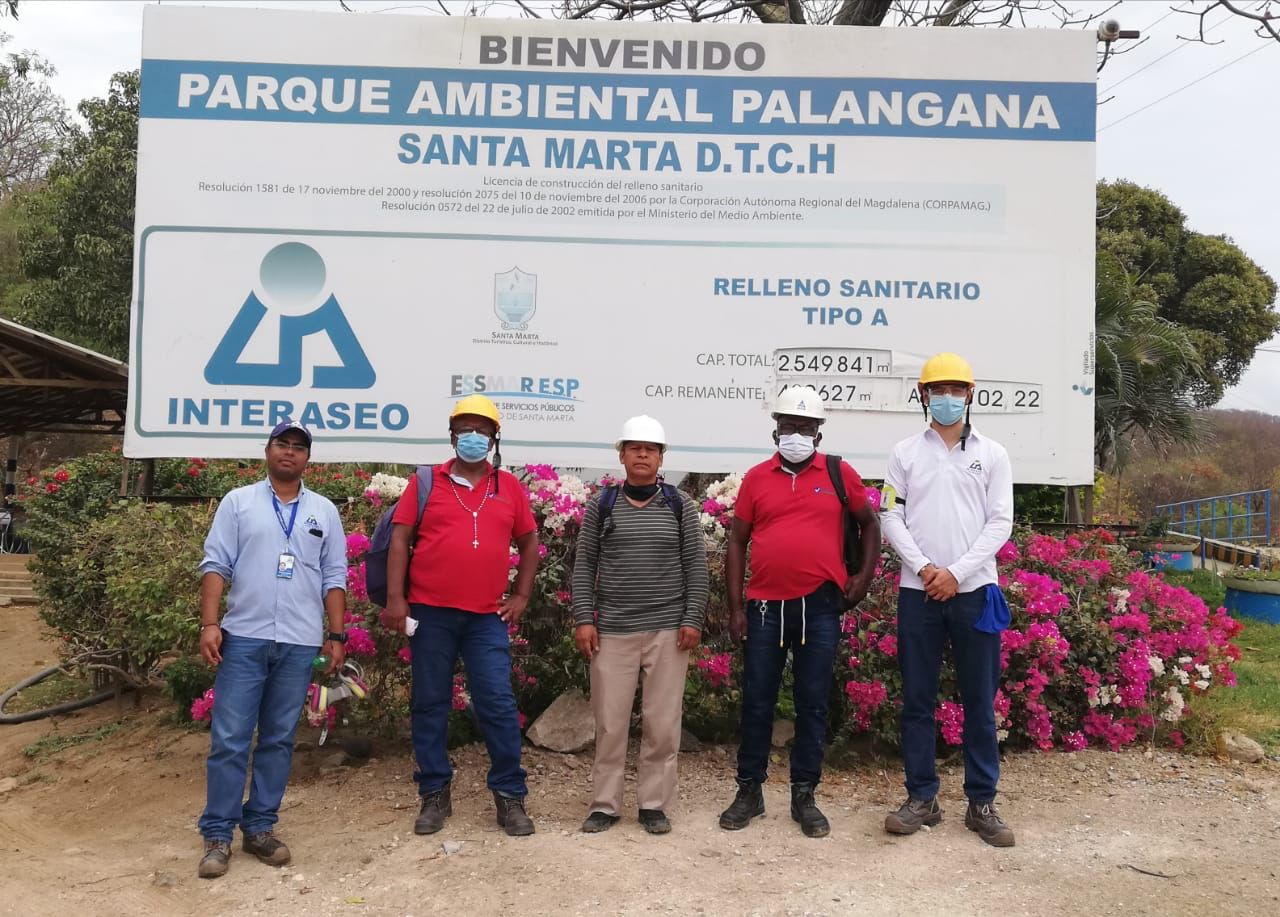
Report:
2,604,1279,917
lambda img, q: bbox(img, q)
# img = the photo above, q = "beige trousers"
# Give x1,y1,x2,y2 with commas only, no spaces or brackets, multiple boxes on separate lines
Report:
588,629,691,815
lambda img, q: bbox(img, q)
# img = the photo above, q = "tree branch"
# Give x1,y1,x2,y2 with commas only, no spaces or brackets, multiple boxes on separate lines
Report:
1218,0,1280,42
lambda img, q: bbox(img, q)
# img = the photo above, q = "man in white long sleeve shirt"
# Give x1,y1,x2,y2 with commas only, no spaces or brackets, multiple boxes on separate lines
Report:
880,353,1016,848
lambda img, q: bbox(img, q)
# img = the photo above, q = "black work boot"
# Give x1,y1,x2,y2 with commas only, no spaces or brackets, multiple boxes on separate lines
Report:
493,791,535,836
719,780,765,830
884,796,943,835
414,784,452,835
790,783,830,838
965,800,1015,847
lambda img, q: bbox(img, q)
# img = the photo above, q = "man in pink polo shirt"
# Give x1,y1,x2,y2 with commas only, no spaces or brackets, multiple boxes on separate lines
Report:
718,386,880,838
380,395,541,838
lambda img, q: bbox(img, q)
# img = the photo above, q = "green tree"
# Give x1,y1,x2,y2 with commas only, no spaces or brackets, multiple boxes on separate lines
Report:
1093,251,1204,472
14,71,137,358
1097,180,1278,407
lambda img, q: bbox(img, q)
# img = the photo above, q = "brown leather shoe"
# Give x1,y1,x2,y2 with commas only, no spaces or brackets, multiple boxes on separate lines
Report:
197,839,231,879
242,831,291,866
965,801,1015,847
884,796,942,835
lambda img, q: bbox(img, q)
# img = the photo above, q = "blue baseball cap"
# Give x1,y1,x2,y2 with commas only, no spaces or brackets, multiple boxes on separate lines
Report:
267,421,312,448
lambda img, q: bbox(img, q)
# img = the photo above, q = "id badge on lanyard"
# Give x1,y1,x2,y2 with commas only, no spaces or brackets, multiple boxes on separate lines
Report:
272,490,300,581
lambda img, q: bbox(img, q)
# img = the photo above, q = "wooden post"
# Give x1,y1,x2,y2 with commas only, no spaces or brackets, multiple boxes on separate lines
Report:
139,458,155,496
1082,485,1095,525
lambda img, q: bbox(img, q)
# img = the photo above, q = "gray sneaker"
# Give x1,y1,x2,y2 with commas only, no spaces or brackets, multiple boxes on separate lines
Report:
884,796,942,835
197,839,231,879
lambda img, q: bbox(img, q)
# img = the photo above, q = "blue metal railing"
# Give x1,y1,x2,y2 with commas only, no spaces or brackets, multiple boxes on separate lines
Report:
1155,489,1272,545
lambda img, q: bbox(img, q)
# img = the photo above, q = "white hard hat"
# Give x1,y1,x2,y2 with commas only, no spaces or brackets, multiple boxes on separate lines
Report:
771,385,826,422
615,415,667,451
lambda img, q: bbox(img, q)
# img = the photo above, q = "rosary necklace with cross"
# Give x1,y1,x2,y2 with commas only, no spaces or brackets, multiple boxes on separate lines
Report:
448,478,491,549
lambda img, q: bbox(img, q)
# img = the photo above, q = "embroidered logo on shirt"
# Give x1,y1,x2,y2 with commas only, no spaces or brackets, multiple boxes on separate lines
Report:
967,460,984,474
305,514,319,527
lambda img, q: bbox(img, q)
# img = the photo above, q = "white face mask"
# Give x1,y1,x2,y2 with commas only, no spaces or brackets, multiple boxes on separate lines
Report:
777,433,816,463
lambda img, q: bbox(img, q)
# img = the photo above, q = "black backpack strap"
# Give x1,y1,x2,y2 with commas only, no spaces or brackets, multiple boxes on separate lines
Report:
826,453,849,507
598,484,620,537
660,483,685,550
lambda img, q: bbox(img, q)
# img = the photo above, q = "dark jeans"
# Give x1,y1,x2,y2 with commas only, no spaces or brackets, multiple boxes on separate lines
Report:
736,582,842,787
408,605,527,797
897,587,1002,804
198,633,319,842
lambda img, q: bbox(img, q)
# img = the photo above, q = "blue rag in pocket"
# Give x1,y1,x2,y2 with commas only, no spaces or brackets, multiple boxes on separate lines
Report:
975,583,1011,634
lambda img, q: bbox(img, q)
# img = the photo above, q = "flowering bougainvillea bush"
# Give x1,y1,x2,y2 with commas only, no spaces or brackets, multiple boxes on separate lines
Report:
20,452,1241,752
834,530,1241,751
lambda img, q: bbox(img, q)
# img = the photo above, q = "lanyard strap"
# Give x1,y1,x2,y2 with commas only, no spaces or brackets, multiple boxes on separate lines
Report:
271,491,300,544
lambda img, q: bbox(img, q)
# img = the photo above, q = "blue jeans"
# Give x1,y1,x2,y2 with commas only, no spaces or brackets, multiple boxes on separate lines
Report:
736,582,842,787
409,605,527,797
897,587,1002,804
198,633,319,842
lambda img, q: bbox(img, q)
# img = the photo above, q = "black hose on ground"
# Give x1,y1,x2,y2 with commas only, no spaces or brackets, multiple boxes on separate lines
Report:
0,666,123,724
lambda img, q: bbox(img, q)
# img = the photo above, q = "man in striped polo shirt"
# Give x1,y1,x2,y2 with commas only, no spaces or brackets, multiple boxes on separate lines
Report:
572,415,710,835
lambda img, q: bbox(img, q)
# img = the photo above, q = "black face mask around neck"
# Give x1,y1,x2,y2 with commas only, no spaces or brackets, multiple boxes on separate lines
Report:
623,482,660,500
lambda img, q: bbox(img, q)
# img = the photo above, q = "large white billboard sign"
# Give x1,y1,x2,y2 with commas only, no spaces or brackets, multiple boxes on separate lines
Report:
128,6,1096,482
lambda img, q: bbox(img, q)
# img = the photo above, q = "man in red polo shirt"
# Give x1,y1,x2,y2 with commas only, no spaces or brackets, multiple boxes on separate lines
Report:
380,394,540,837
718,386,880,837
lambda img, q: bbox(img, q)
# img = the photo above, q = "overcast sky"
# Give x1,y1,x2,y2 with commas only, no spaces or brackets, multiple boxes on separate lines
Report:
5,0,1279,411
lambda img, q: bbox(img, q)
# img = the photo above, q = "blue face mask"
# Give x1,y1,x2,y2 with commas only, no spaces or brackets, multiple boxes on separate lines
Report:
455,432,492,463
928,394,967,426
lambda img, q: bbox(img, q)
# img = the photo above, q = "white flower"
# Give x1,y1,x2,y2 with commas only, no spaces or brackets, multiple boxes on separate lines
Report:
1174,668,1190,685
1195,663,1212,679
996,728,1009,742
369,473,408,500
1194,679,1210,690
1111,588,1130,614
1147,656,1165,677
1160,687,1185,722
1178,656,1192,665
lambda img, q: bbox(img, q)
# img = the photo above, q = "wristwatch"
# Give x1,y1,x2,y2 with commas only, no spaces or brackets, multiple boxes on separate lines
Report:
326,631,348,644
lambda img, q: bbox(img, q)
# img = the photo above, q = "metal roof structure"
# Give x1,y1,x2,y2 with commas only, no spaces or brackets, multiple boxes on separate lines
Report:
0,317,128,435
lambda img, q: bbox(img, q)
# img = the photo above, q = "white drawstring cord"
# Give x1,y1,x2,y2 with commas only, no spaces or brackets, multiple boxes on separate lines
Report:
800,594,807,646
779,599,786,647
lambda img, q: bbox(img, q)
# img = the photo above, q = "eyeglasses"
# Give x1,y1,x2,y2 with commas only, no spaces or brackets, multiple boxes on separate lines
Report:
451,425,494,437
270,439,309,453
926,383,971,397
776,421,820,436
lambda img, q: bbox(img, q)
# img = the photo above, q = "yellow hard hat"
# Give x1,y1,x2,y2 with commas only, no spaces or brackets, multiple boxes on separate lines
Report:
450,394,501,429
919,353,975,386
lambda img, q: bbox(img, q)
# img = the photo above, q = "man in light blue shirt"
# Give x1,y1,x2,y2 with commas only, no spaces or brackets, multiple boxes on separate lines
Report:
195,422,348,879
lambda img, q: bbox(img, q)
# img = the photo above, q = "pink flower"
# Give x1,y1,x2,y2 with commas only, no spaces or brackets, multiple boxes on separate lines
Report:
397,647,412,665
53,468,70,483
996,540,1021,564
863,486,881,512
696,652,733,688
877,633,898,657
936,701,965,746
190,687,216,723
517,711,528,729
346,532,371,561
44,482,60,494
346,626,376,656
1062,730,1087,752
844,679,888,731
346,561,369,603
